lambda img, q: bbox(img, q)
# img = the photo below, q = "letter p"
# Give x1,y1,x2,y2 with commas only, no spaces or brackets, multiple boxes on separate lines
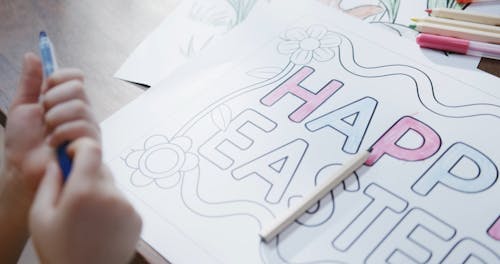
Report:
366,116,441,166
412,142,498,195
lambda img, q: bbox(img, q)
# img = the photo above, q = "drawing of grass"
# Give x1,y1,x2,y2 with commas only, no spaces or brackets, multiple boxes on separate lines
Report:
189,2,230,28
180,35,215,58
184,1,232,58
225,0,259,28
183,0,260,59
377,0,400,23
427,0,462,9
189,0,261,29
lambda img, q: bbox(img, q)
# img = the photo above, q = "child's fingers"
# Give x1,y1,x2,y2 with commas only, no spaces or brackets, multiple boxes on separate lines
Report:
30,162,62,220
43,79,89,110
45,99,96,130
48,120,101,147
11,53,43,109
66,138,103,182
44,68,84,92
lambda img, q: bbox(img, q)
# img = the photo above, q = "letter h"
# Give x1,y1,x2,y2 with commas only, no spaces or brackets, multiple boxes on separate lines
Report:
261,66,343,122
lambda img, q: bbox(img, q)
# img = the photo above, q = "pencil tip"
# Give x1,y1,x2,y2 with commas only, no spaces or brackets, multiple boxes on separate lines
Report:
424,9,432,14
39,31,47,38
410,17,417,22
259,233,269,243
409,24,417,30
367,147,373,153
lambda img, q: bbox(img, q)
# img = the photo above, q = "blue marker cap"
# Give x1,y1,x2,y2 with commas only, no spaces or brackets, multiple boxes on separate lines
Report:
39,31,57,77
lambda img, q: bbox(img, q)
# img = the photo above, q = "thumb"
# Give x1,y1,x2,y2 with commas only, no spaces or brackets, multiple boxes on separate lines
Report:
31,161,62,217
11,53,43,109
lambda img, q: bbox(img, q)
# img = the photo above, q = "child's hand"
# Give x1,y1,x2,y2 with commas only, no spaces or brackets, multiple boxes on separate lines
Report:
3,52,99,201
42,64,100,148
0,52,100,262
29,138,142,264
4,53,49,196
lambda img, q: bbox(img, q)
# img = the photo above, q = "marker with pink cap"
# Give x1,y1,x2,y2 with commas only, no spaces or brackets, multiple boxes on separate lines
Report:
416,33,500,60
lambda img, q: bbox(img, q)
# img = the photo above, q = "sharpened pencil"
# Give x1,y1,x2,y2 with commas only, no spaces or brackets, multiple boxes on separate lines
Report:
425,8,500,26
259,149,372,243
411,17,500,34
410,22,500,44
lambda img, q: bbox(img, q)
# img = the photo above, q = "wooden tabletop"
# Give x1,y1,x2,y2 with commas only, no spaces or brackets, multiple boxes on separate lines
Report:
0,0,180,122
0,0,498,263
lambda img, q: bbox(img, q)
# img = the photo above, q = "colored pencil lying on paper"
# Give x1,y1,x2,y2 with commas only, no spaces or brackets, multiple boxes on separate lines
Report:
259,149,372,243
425,8,500,26
416,33,500,60
409,22,500,44
411,17,500,34
456,0,500,4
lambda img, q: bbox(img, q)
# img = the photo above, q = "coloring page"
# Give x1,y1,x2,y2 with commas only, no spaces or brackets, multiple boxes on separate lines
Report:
321,0,462,37
114,0,490,87
103,1,500,263
114,0,269,86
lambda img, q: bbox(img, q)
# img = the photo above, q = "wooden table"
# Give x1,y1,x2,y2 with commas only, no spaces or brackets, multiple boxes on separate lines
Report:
0,0,179,263
0,0,499,263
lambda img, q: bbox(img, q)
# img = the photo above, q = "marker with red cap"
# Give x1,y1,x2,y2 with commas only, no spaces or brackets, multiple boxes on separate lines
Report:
416,33,500,60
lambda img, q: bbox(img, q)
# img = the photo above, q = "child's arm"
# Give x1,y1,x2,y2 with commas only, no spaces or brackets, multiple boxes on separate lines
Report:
0,167,33,263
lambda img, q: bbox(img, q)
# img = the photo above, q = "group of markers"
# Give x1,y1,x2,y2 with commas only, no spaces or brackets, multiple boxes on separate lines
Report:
412,6,500,60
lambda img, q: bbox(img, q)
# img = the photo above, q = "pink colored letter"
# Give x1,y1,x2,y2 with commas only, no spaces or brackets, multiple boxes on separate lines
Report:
488,217,500,241
366,116,441,166
261,66,343,122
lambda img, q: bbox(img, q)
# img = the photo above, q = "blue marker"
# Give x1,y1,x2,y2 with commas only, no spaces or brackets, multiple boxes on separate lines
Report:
39,31,72,180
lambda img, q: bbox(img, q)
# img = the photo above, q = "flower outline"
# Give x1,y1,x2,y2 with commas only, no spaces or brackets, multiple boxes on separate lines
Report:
278,25,341,65
125,135,199,189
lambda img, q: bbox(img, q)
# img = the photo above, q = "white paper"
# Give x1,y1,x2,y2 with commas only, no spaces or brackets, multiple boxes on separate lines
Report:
114,0,269,86
114,0,492,87
103,1,500,263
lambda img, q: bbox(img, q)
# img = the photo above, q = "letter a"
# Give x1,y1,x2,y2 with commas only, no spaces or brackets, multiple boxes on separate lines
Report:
306,97,377,154
232,139,308,204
